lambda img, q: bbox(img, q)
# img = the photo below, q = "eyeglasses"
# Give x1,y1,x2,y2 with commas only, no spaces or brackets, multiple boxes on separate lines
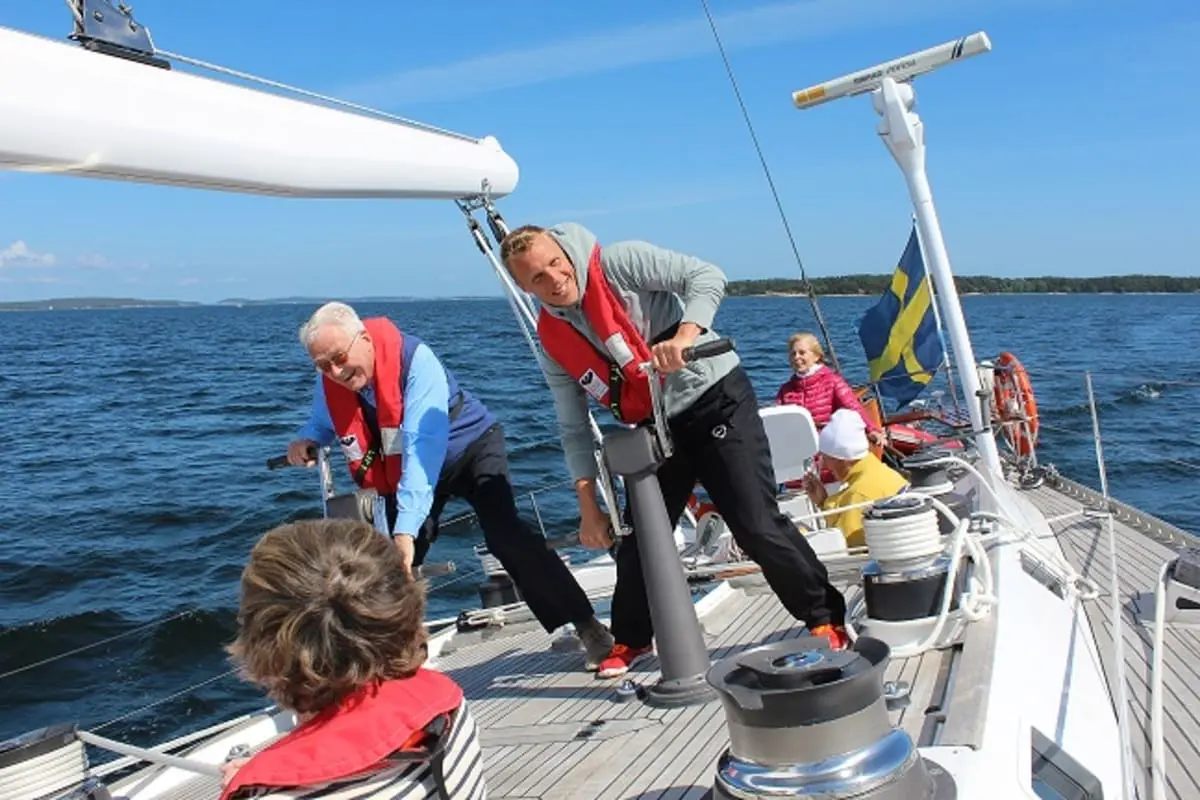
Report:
313,331,363,373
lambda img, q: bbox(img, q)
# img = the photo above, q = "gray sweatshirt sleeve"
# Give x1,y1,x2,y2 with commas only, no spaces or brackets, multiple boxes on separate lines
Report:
602,240,726,330
537,350,599,481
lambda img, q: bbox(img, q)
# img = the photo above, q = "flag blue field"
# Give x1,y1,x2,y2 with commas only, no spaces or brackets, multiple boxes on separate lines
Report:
857,226,946,409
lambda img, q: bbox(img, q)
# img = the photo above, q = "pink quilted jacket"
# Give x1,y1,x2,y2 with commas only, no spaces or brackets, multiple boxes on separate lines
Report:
775,366,882,433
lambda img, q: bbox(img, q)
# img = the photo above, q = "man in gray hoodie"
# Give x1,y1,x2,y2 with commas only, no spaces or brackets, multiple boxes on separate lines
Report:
502,222,847,678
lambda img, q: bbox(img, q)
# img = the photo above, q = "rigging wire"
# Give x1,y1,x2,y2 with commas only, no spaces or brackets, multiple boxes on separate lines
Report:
698,0,842,372
91,669,241,732
0,473,577,684
0,608,197,681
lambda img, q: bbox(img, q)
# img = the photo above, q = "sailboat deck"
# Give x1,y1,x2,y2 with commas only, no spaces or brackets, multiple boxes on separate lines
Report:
1029,478,1200,800
116,480,1199,799
434,586,949,800
432,549,1001,799
432,478,1200,799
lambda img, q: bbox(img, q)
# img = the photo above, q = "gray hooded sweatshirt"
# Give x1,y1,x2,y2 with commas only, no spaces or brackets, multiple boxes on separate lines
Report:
536,222,740,481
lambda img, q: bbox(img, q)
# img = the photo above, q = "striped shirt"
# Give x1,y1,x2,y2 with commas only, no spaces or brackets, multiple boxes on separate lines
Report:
236,701,486,800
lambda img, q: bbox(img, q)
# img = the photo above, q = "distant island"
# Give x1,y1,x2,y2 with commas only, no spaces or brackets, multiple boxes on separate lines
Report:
0,296,416,312
3,275,1197,311
0,297,203,311
726,274,1200,297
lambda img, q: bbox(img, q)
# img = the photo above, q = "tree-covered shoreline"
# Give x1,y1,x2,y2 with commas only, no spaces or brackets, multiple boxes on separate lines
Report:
726,275,1199,297
3,274,1196,311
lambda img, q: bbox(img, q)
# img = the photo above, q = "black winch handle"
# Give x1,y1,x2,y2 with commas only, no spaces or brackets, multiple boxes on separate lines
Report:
682,338,736,363
266,445,318,470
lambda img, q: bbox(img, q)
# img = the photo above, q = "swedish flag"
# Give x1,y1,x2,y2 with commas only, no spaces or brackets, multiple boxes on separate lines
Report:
857,226,945,409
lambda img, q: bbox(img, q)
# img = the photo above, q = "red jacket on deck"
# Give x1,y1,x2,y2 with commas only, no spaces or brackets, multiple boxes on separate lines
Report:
775,365,881,433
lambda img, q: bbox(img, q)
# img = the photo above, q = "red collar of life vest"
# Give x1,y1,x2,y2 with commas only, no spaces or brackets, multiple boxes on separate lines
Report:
536,244,657,423
220,669,463,799
322,317,405,493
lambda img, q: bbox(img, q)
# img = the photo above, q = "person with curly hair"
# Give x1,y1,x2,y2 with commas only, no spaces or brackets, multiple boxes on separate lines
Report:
218,519,486,799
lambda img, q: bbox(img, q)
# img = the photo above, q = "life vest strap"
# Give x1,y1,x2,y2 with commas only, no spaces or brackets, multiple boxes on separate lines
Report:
382,711,456,800
604,321,681,421
355,394,383,488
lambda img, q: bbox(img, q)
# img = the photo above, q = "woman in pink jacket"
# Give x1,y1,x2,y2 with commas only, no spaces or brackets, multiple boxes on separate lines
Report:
776,332,887,448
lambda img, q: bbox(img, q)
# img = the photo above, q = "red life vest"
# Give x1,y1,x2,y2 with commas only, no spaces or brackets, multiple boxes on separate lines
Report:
537,244,657,423
219,668,464,800
323,317,405,493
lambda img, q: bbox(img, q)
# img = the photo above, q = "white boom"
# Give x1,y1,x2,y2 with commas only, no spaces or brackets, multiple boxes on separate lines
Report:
0,27,519,200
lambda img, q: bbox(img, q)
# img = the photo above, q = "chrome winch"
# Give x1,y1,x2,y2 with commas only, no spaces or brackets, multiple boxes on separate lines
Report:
705,635,955,798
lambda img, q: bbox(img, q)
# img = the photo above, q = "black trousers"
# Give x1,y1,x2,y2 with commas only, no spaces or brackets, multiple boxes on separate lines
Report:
611,367,846,648
408,423,596,633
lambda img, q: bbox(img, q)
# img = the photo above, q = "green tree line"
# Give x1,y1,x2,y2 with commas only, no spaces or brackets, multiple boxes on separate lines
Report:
726,275,1200,296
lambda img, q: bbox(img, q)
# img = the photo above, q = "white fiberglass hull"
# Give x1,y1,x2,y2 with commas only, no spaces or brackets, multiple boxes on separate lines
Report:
0,28,518,199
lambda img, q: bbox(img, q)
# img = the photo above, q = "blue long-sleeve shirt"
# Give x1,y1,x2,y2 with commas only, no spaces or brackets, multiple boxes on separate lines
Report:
298,342,449,537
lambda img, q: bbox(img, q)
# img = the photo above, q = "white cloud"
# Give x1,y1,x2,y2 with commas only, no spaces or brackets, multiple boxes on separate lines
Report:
340,0,1052,106
0,240,56,269
178,277,201,286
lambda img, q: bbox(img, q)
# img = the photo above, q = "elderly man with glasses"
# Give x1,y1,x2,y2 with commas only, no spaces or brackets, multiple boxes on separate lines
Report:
285,301,614,669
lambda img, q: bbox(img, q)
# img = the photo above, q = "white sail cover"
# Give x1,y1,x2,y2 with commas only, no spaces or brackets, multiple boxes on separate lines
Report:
0,27,519,199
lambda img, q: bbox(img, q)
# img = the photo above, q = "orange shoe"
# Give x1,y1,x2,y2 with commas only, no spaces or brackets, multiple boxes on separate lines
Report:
810,624,850,651
596,644,653,679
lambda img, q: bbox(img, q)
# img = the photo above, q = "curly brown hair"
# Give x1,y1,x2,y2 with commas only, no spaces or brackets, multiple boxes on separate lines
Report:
226,519,428,714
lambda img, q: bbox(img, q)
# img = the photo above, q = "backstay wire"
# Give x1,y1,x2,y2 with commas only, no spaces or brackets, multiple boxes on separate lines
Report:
698,0,841,373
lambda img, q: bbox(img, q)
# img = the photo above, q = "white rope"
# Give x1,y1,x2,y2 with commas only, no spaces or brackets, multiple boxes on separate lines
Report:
969,509,1100,603
862,502,942,569
912,453,1099,601
894,520,976,658
77,729,222,778
91,709,267,777
842,489,997,657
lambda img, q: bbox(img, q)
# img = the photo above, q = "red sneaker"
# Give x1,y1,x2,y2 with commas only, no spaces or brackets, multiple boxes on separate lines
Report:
596,644,653,679
810,624,850,651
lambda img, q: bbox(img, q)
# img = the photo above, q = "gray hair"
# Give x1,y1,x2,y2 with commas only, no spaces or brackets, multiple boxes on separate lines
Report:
299,301,366,349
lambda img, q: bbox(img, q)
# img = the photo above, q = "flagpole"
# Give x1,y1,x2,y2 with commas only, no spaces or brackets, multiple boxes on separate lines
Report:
910,216,961,410
873,77,1003,480
789,32,1002,481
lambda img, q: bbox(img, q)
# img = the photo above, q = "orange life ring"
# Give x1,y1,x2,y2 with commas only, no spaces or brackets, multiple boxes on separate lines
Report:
992,352,1039,457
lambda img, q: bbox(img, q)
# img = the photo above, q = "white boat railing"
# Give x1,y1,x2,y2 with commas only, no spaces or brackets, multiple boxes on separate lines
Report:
1084,371,1138,800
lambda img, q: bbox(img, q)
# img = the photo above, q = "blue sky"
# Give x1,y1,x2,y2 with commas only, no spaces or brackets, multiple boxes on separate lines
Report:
0,0,1196,302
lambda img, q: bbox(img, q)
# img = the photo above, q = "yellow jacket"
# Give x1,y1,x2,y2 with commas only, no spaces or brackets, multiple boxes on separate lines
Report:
823,455,909,548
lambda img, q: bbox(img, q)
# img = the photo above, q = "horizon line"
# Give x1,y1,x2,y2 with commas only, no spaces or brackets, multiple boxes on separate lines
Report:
2,273,1197,309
